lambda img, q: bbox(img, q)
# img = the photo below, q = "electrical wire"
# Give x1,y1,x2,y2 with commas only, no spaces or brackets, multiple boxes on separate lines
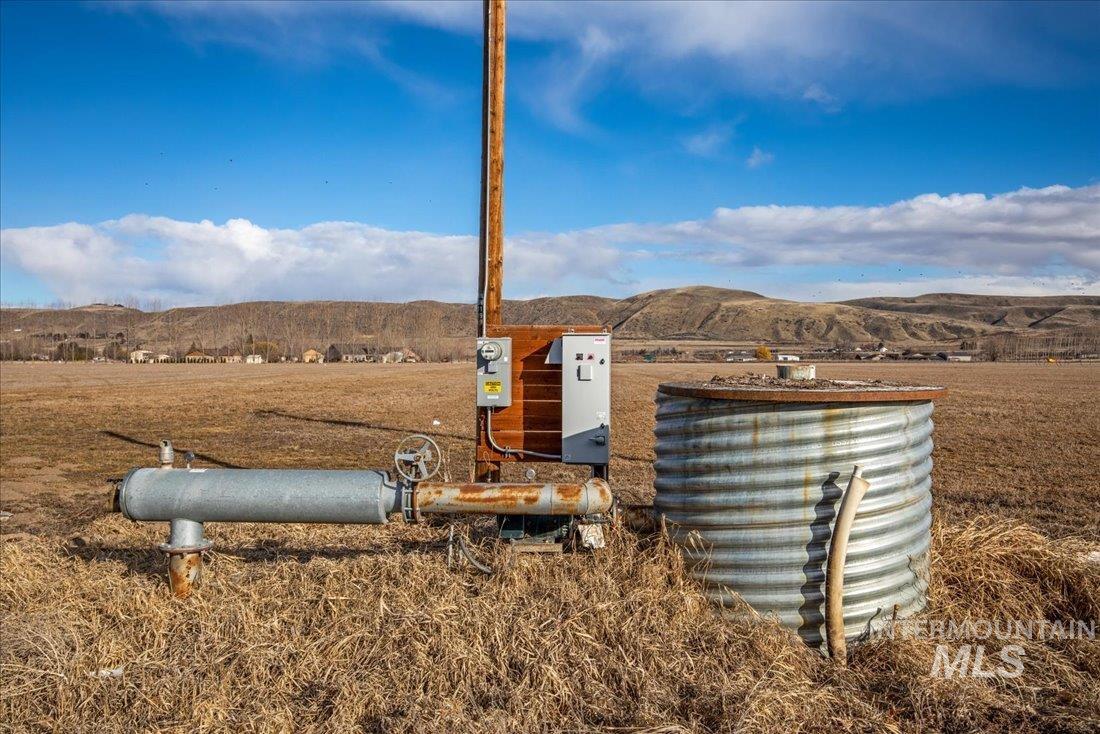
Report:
447,524,494,576
485,408,561,460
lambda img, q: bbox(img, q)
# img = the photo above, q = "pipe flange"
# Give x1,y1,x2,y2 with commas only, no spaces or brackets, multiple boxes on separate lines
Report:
402,482,421,523
159,539,214,556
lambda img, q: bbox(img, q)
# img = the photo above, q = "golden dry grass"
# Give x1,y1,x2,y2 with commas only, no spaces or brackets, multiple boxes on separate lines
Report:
1,361,1098,732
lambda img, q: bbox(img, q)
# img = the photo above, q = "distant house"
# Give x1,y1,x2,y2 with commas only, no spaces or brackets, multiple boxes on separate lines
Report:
213,347,242,364
324,344,348,363
245,354,265,364
129,349,153,364
379,348,421,364
725,350,756,363
941,351,974,363
154,353,173,363
776,354,801,362
302,348,324,364
185,349,215,363
326,342,371,362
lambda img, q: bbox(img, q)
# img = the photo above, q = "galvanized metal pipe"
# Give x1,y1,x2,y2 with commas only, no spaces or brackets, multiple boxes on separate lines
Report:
416,479,612,516
120,469,612,523
158,440,175,468
118,463,613,597
119,468,401,524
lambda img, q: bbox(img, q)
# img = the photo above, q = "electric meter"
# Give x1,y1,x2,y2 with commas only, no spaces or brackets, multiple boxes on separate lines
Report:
479,341,504,361
476,337,511,407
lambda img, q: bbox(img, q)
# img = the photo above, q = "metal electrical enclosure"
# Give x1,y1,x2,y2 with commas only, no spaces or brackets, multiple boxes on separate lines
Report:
476,337,512,407
561,333,611,465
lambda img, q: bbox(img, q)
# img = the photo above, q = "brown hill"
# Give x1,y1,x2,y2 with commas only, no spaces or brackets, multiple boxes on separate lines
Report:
599,287,985,343
843,293,1100,331
3,288,1096,359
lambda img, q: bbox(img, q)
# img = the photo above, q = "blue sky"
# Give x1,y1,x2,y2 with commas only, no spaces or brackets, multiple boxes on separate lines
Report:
1,0,1098,306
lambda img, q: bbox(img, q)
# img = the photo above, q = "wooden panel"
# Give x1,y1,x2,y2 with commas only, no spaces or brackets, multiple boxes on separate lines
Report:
481,430,562,453
512,368,560,383
476,324,602,463
484,413,560,431
493,399,561,417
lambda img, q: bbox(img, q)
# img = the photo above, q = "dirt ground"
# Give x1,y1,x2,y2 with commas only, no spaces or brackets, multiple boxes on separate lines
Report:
1,361,1098,732
1,361,1097,540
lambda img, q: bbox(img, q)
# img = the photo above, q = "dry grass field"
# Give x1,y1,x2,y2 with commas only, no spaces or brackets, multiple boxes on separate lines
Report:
1,361,1098,732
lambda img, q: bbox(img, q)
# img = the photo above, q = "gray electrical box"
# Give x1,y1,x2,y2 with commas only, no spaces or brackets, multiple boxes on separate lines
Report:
561,333,611,465
476,337,512,407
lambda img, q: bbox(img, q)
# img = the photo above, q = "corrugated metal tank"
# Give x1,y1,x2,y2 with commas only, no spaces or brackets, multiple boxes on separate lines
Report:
653,380,944,648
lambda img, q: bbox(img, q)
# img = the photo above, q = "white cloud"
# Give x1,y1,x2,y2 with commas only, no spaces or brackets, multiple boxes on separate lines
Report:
803,275,1098,302
802,83,840,112
521,25,620,134
682,124,735,157
745,146,774,168
111,1,1100,131
0,216,622,305
2,184,1097,305
108,0,456,101
582,184,1100,274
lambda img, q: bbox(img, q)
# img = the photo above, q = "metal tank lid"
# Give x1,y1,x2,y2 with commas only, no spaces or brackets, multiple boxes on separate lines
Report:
658,375,946,403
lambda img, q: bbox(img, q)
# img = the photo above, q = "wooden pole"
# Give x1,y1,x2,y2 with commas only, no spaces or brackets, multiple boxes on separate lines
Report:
475,0,506,482
477,0,506,336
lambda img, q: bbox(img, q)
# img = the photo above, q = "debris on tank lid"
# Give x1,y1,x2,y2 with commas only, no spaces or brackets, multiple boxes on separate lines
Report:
655,373,946,402
705,372,914,390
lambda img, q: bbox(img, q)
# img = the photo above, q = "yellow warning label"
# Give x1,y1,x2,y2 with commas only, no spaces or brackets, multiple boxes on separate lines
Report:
483,381,503,394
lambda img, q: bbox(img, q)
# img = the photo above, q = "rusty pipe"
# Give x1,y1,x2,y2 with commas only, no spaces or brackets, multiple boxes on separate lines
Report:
161,518,213,599
416,478,612,516
168,552,203,598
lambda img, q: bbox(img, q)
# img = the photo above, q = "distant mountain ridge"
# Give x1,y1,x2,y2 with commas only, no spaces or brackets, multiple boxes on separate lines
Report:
2,288,1097,356
842,294,1100,332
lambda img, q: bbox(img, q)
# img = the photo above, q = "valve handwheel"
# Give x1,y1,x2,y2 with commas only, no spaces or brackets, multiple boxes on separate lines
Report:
394,434,442,482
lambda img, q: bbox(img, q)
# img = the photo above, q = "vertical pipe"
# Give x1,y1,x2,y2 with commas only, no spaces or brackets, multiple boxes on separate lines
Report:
158,440,174,468
161,518,212,599
168,553,203,599
826,466,870,664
